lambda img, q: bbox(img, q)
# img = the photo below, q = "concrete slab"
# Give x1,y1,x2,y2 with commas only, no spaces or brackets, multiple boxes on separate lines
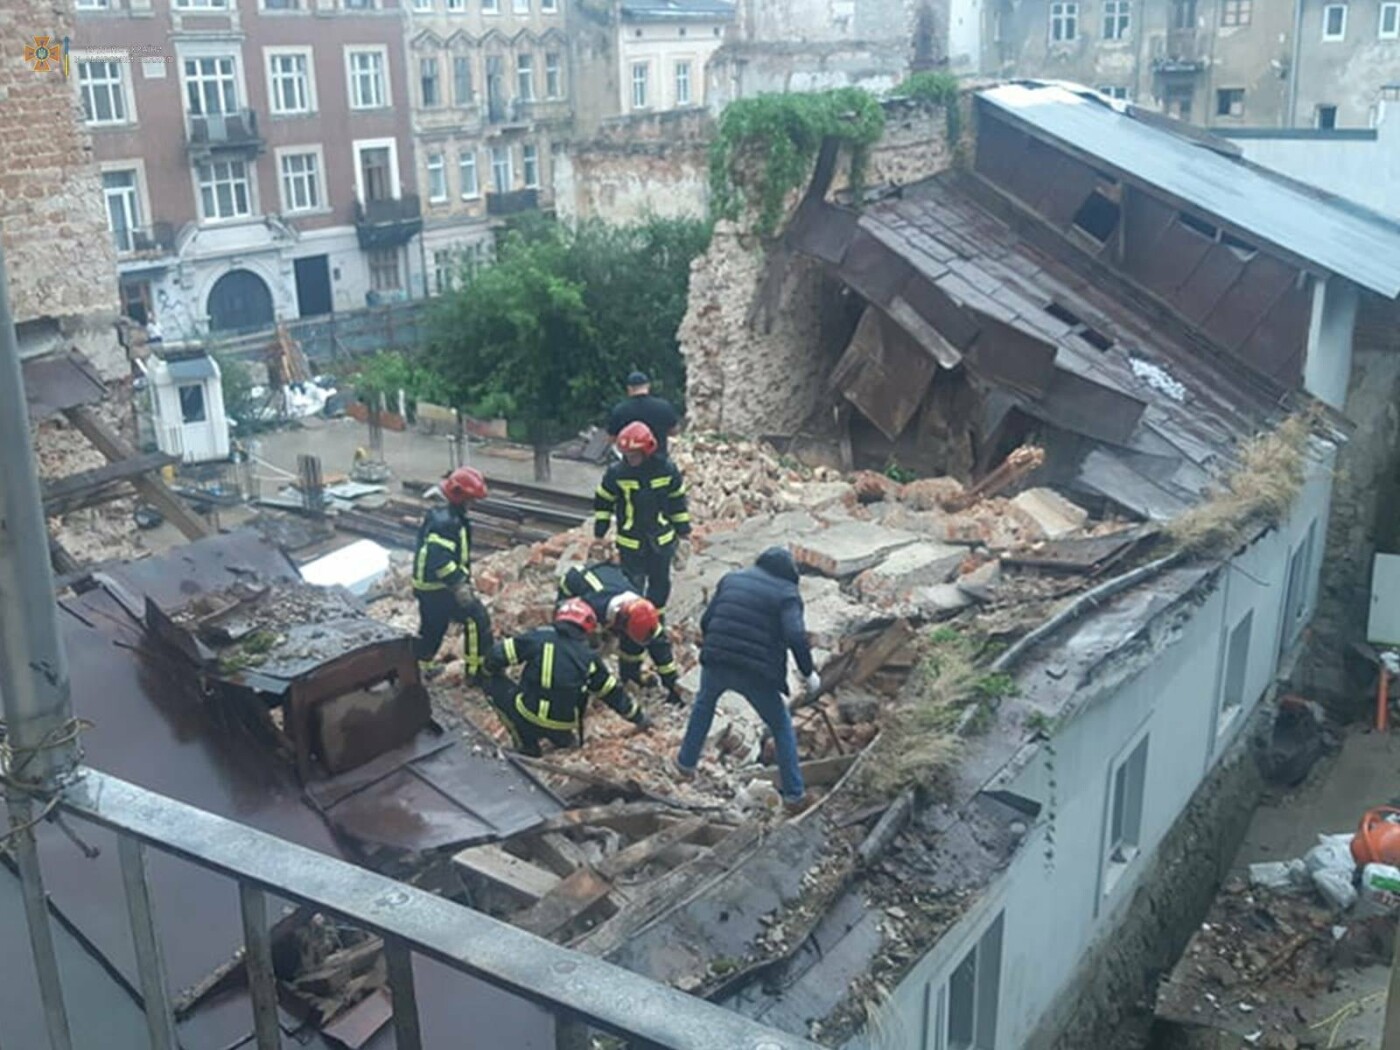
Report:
957,559,1003,602
911,583,974,618
792,524,924,578
801,577,875,649
1011,488,1089,539
853,541,965,605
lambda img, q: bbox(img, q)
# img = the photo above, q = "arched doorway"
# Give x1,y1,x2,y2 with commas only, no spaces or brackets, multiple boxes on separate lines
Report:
207,269,274,332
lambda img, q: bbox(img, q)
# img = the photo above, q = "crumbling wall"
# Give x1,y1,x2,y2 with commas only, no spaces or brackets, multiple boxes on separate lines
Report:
1023,704,1271,1050
0,0,122,375
1300,293,1400,711
678,100,957,437
553,110,713,225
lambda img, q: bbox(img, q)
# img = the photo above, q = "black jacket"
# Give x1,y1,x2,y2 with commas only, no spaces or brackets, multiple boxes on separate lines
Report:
607,394,679,457
700,547,814,693
412,506,472,592
487,623,640,730
593,456,690,550
558,562,679,686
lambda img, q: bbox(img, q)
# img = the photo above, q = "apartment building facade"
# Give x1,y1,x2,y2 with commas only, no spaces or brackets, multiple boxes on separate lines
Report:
75,0,421,341
977,0,1400,129
405,0,571,294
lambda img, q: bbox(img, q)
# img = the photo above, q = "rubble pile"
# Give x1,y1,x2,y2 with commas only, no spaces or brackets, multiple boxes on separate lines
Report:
669,435,845,521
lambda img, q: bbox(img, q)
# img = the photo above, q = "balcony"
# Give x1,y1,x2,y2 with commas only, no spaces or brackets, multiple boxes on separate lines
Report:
486,96,530,126
486,188,539,217
185,108,264,157
112,221,177,259
1153,28,1206,73
354,194,424,249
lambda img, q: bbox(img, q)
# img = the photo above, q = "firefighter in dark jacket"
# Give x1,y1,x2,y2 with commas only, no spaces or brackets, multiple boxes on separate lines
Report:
674,547,820,811
483,598,650,756
412,466,493,678
593,421,691,616
558,562,683,706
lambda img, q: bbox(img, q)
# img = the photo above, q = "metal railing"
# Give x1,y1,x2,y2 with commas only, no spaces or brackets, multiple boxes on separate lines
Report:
355,194,424,226
187,108,263,152
112,221,176,257
43,768,815,1050
487,187,541,216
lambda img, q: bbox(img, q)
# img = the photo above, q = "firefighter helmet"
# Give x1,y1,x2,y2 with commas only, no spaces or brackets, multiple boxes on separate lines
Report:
616,421,658,457
555,597,599,634
441,467,487,505
616,597,660,645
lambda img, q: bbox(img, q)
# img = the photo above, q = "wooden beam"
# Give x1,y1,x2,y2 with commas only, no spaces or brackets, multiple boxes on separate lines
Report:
514,867,615,940
451,844,561,905
42,451,178,516
62,406,210,541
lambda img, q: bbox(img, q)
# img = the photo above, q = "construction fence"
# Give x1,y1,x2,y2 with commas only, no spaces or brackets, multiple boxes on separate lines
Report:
204,300,429,370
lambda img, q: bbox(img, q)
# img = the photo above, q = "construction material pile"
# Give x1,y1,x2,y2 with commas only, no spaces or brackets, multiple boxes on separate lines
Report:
669,435,843,521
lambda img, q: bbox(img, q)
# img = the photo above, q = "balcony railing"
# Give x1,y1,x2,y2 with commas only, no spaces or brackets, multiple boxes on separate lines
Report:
26,767,819,1050
112,221,177,257
1153,28,1205,72
487,96,529,125
355,194,424,248
487,188,540,216
186,108,264,154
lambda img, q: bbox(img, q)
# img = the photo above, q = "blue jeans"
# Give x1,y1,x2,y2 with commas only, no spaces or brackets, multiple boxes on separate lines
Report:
677,664,805,802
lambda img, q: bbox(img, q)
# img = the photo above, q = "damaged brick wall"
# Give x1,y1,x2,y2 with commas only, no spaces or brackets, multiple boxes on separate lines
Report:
1,0,122,374
553,110,713,225
1301,293,1400,711
1024,704,1272,1050
678,101,957,437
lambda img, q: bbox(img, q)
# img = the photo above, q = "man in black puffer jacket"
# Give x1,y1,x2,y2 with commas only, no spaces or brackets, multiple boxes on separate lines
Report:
675,546,819,810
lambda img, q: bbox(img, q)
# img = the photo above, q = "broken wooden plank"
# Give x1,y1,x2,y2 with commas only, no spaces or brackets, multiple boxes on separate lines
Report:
42,450,177,515
62,405,210,540
452,844,561,904
514,866,615,940
597,817,707,880
762,755,858,789
533,832,589,876
791,618,915,712
530,802,674,837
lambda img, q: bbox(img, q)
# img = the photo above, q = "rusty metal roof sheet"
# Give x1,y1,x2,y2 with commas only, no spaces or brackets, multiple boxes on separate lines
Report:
22,349,107,420
979,82,1400,298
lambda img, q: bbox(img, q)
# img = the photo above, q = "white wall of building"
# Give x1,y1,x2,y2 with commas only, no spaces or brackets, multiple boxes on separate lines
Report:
946,0,984,72
857,456,1335,1050
619,20,728,114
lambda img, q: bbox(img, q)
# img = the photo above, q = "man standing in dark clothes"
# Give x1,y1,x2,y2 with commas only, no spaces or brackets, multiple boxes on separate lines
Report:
606,371,680,459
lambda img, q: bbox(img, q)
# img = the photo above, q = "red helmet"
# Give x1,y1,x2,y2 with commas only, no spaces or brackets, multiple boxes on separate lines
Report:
555,597,598,634
441,467,487,505
616,421,658,457
616,597,660,645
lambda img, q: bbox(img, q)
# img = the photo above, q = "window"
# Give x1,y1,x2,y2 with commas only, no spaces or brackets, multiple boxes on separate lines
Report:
1102,0,1130,40
268,51,312,115
178,385,207,424
1316,103,1338,128
1219,610,1253,731
1221,0,1251,26
1323,3,1346,40
76,0,109,8
445,0,463,9
542,0,557,10
675,60,691,105
78,59,129,125
413,0,432,9
1105,735,1149,887
103,169,141,253
490,145,512,192
517,53,534,101
1171,0,1196,28
427,152,447,202
197,159,252,220
522,143,539,187
183,56,238,116
279,150,322,213
368,247,401,291
348,49,387,109
342,0,375,9
1280,521,1318,654
513,0,528,10
174,0,228,8
928,915,1003,1050
459,150,479,197
1216,87,1245,117
421,56,441,106
454,56,473,103
1098,85,1128,100
434,248,455,294
631,61,649,108
1071,190,1120,242
1381,2,1399,37
545,51,561,98
357,144,395,202
1164,83,1193,120
482,0,498,12
263,0,302,10
1049,2,1078,42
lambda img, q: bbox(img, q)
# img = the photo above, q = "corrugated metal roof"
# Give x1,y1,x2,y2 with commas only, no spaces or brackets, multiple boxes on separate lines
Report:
620,0,735,19
978,82,1400,298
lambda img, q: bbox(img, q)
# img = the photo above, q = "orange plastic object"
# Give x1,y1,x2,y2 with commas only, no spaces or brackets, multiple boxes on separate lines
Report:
1351,806,1400,867
1379,666,1391,732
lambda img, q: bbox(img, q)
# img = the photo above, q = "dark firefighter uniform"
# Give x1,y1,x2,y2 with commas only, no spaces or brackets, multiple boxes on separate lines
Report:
559,562,680,692
484,626,645,755
411,506,492,676
593,456,691,615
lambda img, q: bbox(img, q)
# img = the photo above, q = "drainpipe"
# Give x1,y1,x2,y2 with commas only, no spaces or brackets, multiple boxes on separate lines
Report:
0,240,78,1049
1287,0,1305,126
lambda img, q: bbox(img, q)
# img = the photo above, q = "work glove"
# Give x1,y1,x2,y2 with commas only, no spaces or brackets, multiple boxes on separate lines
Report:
673,538,692,571
664,685,686,709
805,671,822,697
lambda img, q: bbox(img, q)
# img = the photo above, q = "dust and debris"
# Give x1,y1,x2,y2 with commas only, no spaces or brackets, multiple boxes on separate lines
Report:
1129,357,1188,403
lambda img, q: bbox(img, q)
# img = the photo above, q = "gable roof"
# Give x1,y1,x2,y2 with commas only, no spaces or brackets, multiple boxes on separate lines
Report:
978,82,1400,298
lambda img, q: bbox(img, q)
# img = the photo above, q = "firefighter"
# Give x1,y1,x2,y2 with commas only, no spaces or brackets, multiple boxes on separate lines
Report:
558,562,684,707
412,466,493,679
593,421,691,618
483,598,650,756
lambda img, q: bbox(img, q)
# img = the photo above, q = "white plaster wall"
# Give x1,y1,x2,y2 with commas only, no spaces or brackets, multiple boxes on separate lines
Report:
861,461,1336,1050
947,0,984,72
619,22,727,114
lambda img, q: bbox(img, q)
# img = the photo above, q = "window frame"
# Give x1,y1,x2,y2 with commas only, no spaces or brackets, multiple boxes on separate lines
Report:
265,47,315,116
1049,1,1079,43
453,55,473,104
1100,731,1150,899
426,152,448,203
345,45,391,110
352,137,401,204
1316,103,1338,128
420,55,442,107
482,0,499,14
181,53,240,118
522,142,539,188
367,247,403,293
630,60,649,108
1102,0,1130,41
76,54,135,126
545,51,562,98
276,145,327,215
1215,87,1245,117
178,384,208,424
541,0,558,11
459,149,480,198
1381,2,1400,38
1322,3,1347,40
674,59,692,105
173,0,228,9
489,144,513,194
1220,0,1251,27
925,912,1005,1050
413,0,433,10
102,167,143,254
516,52,535,101
194,158,254,222
1217,609,1254,739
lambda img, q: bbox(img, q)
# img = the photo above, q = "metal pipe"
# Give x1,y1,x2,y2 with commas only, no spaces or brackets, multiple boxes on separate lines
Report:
0,238,78,1050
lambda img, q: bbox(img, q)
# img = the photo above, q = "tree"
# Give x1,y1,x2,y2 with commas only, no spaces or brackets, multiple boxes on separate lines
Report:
426,227,596,481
